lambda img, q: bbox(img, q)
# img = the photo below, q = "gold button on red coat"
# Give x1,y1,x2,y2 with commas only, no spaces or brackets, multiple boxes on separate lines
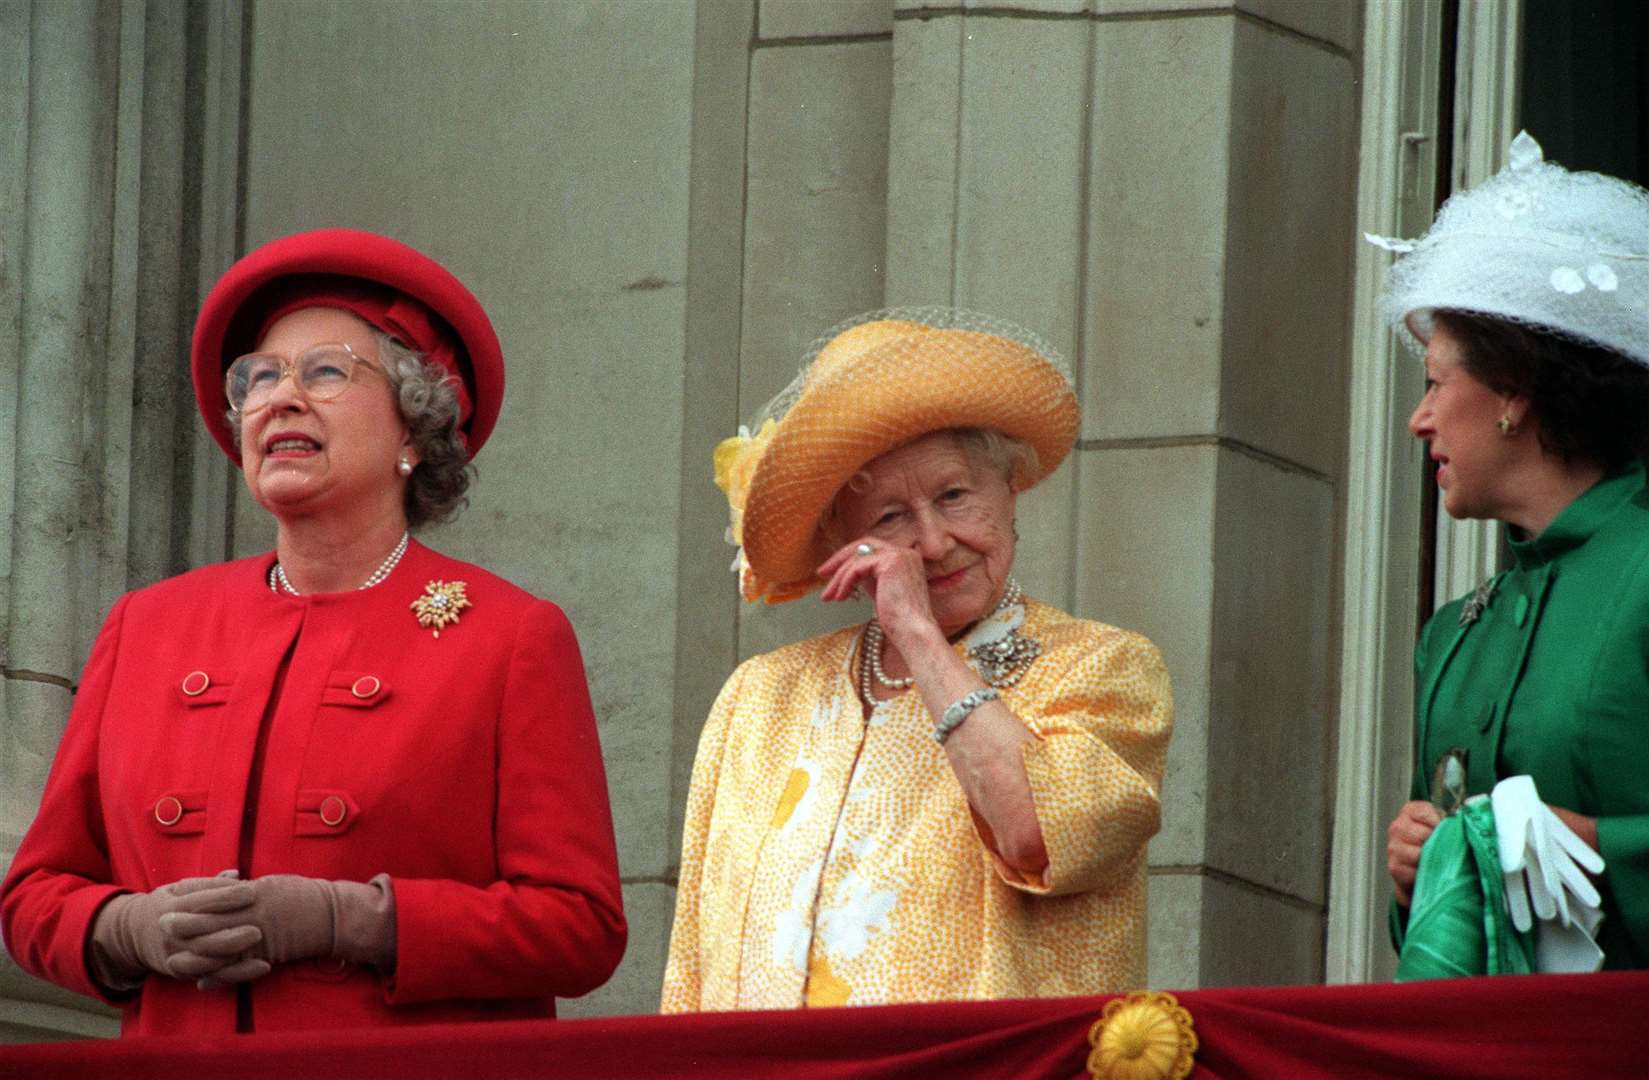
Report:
154,796,184,826
350,675,381,699
180,671,210,696
319,796,348,827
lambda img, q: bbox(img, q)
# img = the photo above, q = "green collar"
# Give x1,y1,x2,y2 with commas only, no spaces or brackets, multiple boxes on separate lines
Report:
1508,459,1646,568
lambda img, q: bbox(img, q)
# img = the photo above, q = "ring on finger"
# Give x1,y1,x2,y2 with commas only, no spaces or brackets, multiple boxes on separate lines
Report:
855,543,874,557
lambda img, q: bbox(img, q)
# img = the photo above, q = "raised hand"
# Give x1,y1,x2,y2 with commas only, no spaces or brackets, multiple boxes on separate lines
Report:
817,538,943,650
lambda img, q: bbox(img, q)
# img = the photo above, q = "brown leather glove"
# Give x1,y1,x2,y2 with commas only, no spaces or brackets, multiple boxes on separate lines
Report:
170,873,397,990
89,875,266,991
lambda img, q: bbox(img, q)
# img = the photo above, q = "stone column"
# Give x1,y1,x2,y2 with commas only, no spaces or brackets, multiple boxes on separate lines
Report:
729,1,895,659
671,0,896,1010
885,0,1361,988
0,0,240,1042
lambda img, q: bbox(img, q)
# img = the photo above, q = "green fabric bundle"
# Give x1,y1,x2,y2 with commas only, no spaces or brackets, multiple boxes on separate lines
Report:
1395,797,1536,981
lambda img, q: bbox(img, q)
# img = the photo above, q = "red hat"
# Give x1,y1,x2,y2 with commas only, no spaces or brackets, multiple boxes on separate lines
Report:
190,228,504,460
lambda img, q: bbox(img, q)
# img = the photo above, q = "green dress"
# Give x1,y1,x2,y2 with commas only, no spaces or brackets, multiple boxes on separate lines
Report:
1405,460,1649,970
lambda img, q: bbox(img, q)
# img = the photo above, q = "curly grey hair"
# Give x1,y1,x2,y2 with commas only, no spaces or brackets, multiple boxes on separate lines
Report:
226,329,473,529
376,332,473,529
817,427,1038,549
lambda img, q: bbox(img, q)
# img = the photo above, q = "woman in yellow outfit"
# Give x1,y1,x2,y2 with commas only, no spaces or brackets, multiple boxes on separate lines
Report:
662,310,1173,1011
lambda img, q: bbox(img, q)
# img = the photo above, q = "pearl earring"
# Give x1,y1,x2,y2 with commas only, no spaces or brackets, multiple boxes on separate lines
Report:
398,457,413,476
1496,416,1514,436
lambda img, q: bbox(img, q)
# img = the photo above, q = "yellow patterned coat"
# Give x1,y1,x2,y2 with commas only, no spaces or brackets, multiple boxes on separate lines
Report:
662,598,1172,1011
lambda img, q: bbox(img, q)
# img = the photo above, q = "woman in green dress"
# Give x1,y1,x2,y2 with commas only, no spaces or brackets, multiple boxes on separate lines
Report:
1374,132,1649,970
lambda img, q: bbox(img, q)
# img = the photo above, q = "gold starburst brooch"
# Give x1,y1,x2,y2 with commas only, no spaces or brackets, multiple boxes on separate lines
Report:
411,580,471,638
1087,991,1198,1080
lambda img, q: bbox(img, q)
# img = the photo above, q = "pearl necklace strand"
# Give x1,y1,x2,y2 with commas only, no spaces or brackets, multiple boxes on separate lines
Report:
268,531,410,596
859,579,1024,703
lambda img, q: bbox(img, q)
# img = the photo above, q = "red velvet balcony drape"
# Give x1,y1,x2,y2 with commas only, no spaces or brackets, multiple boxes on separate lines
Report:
3,971,1644,1078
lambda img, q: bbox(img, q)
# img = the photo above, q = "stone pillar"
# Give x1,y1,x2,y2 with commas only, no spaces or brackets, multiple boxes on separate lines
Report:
668,0,755,947
884,0,1361,988
671,0,896,1010
0,0,240,1042
729,2,895,660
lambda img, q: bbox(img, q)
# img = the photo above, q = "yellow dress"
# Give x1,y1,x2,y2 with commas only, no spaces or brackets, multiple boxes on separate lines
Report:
661,598,1172,1012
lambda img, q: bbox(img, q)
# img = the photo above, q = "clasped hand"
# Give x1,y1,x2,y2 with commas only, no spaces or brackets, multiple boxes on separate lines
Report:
94,873,349,991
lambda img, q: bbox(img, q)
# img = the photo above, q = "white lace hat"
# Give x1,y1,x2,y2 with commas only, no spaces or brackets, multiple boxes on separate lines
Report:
1367,132,1649,366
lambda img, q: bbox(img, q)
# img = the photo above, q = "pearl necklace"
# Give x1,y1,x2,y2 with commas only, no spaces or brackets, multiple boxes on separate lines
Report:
859,579,1025,703
268,531,410,596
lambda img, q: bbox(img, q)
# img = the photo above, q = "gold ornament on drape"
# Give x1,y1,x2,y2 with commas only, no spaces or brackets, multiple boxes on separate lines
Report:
1087,991,1197,1080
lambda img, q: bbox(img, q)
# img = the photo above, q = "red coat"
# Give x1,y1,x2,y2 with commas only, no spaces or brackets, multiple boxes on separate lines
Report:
0,541,626,1035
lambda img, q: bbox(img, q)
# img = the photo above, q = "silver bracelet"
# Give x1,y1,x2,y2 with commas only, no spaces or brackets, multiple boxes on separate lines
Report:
934,687,1000,744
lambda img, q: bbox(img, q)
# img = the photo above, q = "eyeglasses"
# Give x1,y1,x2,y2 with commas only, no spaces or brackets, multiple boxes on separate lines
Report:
225,343,384,415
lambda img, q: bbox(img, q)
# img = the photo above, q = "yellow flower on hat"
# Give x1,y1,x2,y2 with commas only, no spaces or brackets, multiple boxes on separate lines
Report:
715,418,788,602
714,418,778,535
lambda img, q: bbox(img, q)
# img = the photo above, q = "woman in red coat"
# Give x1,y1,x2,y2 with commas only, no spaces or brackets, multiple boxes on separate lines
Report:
0,230,626,1034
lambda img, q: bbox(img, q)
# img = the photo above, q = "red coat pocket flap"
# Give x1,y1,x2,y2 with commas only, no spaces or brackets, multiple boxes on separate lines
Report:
295,789,360,836
321,672,390,709
176,669,235,706
149,790,208,836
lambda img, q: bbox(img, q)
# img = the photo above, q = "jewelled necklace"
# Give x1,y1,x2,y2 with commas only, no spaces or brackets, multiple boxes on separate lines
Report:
858,579,1028,703
268,531,410,596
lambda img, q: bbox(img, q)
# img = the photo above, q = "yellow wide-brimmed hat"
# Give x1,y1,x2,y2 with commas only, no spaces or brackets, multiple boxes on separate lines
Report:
715,309,1079,603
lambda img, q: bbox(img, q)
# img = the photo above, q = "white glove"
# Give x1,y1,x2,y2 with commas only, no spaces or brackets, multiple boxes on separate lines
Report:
1491,775,1604,934
1535,900,1604,974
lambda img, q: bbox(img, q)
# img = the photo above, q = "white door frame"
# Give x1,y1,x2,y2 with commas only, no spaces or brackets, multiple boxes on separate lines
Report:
1327,0,1522,984
1434,1,1523,603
